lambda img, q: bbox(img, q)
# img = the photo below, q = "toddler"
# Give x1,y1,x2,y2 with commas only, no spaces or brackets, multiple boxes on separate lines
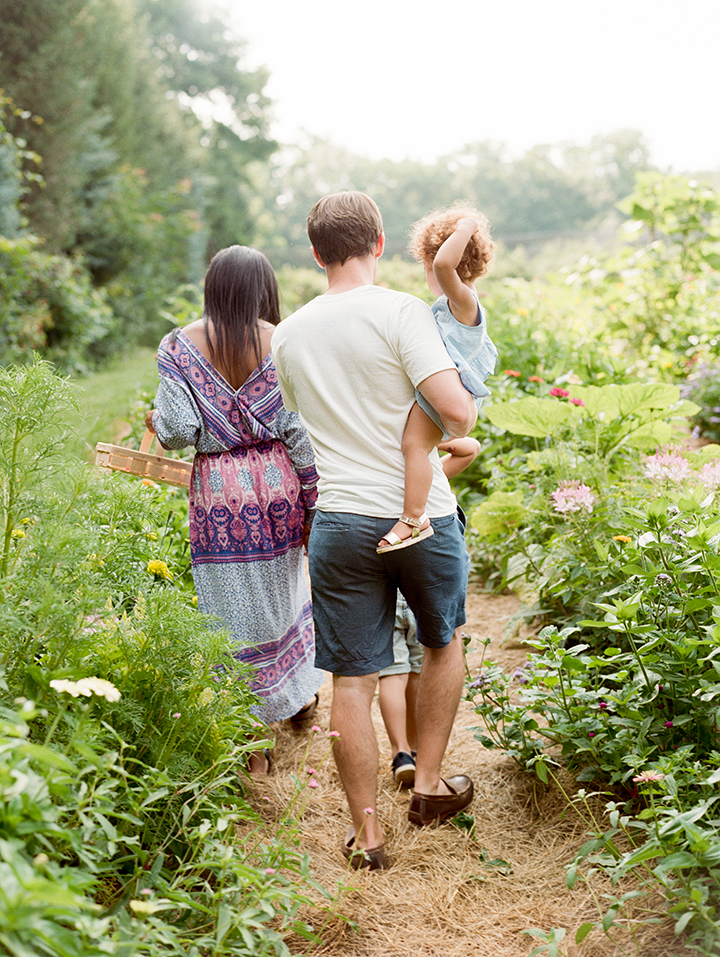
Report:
377,206,497,552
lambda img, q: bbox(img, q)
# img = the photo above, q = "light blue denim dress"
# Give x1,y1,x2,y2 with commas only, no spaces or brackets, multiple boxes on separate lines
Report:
415,294,498,437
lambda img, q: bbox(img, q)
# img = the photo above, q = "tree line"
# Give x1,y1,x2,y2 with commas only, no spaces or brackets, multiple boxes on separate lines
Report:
0,0,696,370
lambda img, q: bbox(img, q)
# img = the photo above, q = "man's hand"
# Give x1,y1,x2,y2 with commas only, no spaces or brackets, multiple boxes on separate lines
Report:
144,410,156,433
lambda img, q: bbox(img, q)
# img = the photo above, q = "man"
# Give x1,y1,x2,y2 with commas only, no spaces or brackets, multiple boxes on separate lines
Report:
272,191,477,870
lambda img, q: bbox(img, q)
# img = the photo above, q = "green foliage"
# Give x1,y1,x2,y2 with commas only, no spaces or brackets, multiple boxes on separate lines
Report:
685,362,720,444
0,237,116,371
568,173,720,372
0,357,340,954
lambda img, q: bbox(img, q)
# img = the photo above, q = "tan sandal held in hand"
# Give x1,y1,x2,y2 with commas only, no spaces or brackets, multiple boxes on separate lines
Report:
376,514,434,553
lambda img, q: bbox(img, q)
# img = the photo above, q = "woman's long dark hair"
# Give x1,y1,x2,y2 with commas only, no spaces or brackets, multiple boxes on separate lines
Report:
203,245,281,386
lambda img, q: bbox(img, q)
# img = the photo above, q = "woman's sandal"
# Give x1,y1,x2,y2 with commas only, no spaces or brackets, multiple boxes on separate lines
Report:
289,692,319,727
376,514,434,553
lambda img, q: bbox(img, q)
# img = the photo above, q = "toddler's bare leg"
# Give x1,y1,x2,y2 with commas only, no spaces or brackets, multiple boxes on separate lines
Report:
378,403,443,549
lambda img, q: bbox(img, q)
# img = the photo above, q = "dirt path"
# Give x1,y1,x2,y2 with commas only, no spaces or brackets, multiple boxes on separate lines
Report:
252,587,683,957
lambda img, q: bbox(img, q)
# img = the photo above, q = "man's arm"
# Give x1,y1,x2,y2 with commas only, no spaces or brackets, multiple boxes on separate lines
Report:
417,369,477,438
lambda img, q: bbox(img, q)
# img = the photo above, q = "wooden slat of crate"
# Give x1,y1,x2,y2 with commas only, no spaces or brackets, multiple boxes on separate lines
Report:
94,432,192,488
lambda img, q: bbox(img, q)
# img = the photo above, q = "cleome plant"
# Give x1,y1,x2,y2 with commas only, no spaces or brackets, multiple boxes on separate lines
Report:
465,365,720,950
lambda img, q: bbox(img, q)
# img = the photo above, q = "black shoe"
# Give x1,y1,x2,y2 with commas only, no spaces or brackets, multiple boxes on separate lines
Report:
391,751,416,788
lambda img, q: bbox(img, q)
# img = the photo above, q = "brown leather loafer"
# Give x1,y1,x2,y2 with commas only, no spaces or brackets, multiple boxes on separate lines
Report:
342,828,388,871
408,774,474,826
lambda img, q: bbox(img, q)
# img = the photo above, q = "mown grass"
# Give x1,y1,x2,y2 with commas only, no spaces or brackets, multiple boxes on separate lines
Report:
68,348,158,454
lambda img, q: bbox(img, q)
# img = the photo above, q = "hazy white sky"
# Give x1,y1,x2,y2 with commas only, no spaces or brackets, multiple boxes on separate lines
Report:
229,0,719,171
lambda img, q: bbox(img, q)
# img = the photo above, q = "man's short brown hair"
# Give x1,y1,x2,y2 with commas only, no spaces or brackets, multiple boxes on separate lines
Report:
307,191,383,266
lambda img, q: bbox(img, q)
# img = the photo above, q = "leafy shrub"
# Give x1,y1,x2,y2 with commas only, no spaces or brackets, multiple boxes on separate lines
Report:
684,362,720,444
0,237,116,372
0,356,340,955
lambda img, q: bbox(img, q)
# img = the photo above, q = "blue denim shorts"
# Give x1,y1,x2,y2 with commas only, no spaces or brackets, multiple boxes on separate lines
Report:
308,510,469,677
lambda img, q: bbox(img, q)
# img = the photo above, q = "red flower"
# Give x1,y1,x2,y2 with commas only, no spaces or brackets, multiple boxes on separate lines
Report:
503,369,521,378
549,387,570,398
570,397,584,407
528,375,544,383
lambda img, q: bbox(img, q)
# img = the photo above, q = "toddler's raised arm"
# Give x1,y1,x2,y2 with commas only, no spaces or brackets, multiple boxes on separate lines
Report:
432,217,480,326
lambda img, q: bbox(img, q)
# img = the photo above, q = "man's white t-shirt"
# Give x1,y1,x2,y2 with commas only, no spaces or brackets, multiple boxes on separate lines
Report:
272,284,458,518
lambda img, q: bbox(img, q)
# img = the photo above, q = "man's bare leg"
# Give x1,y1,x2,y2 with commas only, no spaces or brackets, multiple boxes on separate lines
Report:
330,672,384,849
413,629,465,796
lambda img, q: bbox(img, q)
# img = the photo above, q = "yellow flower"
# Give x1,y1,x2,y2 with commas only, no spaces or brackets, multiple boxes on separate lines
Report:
129,899,163,915
191,595,198,607
146,532,158,540
147,560,172,580
76,677,121,701
612,535,632,543
50,676,121,701
50,679,90,698
11,528,25,540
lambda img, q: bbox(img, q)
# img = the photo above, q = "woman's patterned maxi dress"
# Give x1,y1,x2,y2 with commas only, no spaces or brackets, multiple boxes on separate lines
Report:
152,329,324,722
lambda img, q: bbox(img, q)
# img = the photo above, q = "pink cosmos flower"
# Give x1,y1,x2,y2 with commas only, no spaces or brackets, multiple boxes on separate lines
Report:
551,481,596,515
549,387,570,398
644,447,692,483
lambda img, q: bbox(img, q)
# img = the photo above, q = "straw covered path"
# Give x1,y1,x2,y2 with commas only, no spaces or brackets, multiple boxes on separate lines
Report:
248,586,684,956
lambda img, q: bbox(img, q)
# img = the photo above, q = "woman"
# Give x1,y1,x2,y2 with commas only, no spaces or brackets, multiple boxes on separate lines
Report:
146,246,322,774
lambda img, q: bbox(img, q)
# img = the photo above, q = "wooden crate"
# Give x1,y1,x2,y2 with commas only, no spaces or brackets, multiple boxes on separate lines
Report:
95,429,192,488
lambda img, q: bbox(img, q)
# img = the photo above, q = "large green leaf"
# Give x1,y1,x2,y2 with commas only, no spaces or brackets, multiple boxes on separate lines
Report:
470,490,528,539
485,397,574,437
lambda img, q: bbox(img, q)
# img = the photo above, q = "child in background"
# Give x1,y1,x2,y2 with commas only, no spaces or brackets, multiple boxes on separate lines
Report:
379,436,482,786
377,206,496,552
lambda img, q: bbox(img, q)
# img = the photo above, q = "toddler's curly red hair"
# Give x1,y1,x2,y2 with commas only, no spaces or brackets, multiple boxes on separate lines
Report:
409,204,495,282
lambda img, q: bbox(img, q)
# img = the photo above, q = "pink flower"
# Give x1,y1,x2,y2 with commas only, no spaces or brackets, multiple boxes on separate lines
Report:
265,867,276,875
665,720,673,728
308,780,318,788
644,447,692,483
364,807,375,815
551,481,596,515
310,725,322,733
569,397,584,407
699,459,720,491
328,730,340,738
589,731,595,738
172,713,181,719
633,770,665,783
306,768,316,775
549,387,570,398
